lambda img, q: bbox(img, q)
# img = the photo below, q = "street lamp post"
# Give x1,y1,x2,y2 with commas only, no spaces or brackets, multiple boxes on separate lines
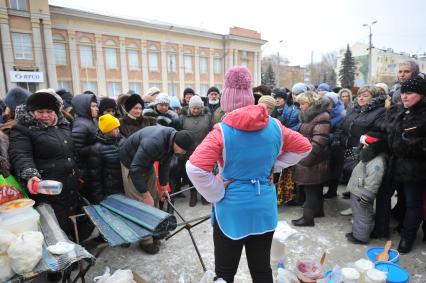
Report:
363,20,377,84
276,40,283,87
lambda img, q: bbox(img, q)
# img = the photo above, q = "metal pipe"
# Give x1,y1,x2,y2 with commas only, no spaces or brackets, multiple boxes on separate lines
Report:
39,18,50,86
0,24,9,93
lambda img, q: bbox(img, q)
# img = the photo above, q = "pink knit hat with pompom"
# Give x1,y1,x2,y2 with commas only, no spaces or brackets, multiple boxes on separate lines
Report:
220,66,254,112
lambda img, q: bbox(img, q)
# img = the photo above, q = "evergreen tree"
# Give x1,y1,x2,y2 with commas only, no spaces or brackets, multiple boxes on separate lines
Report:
339,44,356,88
261,64,276,89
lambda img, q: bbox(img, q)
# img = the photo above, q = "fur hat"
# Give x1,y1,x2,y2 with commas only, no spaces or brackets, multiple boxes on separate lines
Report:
189,96,204,108
99,97,117,114
272,88,287,100
26,91,60,113
258,95,276,112
98,114,120,134
174,130,195,151
291,83,308,95
154,93,171,105
124,94,144,112
253,85,272,96
220,66,254,112
401,77,426,96
56,88,73,108
4,87,31,111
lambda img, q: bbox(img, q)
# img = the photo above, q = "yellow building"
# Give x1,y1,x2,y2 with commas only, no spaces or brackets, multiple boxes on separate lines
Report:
0,0,265,98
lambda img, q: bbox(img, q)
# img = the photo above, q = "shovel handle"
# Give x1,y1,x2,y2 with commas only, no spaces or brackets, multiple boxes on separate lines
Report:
383,240,392,253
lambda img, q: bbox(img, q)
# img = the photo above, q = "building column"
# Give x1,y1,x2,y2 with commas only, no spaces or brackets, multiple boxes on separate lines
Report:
31,19,47,89
178,44,184,98
194,47,200,94
0,15,11,94
42,20,57,89
209,48,214,86
253,52,259,85
227,48,233,70
94,34,106,96
141,39,149,94
160,43,168,93
258,51,262,86
67,31,80,94
119,37,128,93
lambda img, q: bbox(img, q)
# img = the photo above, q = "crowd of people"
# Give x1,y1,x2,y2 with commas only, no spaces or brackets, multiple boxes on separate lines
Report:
0,59,425,282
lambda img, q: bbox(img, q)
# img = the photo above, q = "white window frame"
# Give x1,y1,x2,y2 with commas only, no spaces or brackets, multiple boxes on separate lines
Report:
81,81,97,94
185,84,194,90
12,33,32,60
105,47,118,69
148,51,159,72
149,83,161,89
168,83,178,96
214,58,222,74
241,59,249,67
57,80,72,92
9,0,27,10
200,84,209,97
199,57,208,74
79,45,94,67
184,55,193,73
107,82,121,98
54,42,67,65
128,50,140,70
128,82,141,94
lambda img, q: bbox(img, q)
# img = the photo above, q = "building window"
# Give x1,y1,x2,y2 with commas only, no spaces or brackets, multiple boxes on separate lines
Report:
149,83,161,90
168,83,178,96
57,80,72,92
241,59,249,67
105,48,118,69
200,57,208,74
128,82,141,94
214,84,222,92
81,81,97,94
54,43,67,65
185,84,194,90
12,33,32,60
168,53,177,73
107,82,121,98
9,0,27,10
148,52,159,72
200,84,209,97
79,45,94,67
184,55,193,73
128,50,140,69
214,58,222,74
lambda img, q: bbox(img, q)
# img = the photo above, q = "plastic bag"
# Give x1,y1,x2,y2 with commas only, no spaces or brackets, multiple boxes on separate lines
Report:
199,270,216,283
0,255,15,282
277,268,299,283
0,175,27,205
94,267,136,283
7,231,44,274
0,229,17,253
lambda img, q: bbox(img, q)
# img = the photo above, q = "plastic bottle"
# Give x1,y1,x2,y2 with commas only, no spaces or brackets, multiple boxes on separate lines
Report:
32,180,63,195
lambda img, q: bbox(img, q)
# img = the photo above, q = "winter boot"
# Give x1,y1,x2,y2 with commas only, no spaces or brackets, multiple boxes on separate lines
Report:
189,190,197,207
201,196,209,205
292,208,315,227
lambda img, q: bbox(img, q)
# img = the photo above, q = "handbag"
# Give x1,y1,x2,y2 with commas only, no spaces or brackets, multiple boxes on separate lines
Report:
341,147,361,183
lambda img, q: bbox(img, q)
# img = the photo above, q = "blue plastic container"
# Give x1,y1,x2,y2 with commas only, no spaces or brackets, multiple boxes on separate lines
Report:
366,247,400,263
375,261,409,283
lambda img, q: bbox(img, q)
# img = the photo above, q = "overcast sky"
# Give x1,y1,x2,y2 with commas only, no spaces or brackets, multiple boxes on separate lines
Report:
49,0,426,66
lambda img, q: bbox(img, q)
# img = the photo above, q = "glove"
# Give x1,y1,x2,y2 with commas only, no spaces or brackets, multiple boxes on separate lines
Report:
359,195,373,208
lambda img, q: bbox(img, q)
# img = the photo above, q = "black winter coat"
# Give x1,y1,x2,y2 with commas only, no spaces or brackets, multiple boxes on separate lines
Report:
8,105,80,234
336,95,386,149
120,125,176,193
71,93,98,180
385,98,426,182
119,114,156,138
87,132,125,203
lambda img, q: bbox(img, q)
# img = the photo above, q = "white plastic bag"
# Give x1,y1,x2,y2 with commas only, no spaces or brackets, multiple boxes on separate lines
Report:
199,270,216,283
0,228,16,253
94,268,136,283
0,255,15,282
7,231,44,274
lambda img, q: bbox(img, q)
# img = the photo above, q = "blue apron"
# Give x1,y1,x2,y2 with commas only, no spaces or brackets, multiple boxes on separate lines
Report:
214,118,282,240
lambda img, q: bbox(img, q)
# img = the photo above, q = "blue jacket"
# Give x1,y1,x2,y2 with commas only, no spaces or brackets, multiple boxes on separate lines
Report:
329,100,345,142
281,104,300,131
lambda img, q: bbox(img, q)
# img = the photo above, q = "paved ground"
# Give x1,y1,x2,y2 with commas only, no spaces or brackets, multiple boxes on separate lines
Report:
78,186,426,283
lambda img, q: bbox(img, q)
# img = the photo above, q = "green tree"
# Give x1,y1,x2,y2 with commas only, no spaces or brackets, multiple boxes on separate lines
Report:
339,44,356,88
261,64,276,89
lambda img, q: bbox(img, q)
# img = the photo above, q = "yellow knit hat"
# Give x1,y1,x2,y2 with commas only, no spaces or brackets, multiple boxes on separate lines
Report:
99,114,120,134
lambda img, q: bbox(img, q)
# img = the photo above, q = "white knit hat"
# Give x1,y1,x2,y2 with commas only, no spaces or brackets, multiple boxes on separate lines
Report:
188,96,204,108
154,93,170,105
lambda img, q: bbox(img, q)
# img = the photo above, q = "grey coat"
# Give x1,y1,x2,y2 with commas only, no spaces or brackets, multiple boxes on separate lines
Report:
180,111,212,149
347,153,386,200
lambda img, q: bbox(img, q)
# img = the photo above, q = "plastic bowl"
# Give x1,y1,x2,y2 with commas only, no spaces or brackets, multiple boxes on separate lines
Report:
0,198,35,215
366,247,400,264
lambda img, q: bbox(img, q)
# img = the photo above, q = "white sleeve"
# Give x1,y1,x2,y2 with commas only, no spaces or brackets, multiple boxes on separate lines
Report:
274,151,311,171
186,160,225,203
